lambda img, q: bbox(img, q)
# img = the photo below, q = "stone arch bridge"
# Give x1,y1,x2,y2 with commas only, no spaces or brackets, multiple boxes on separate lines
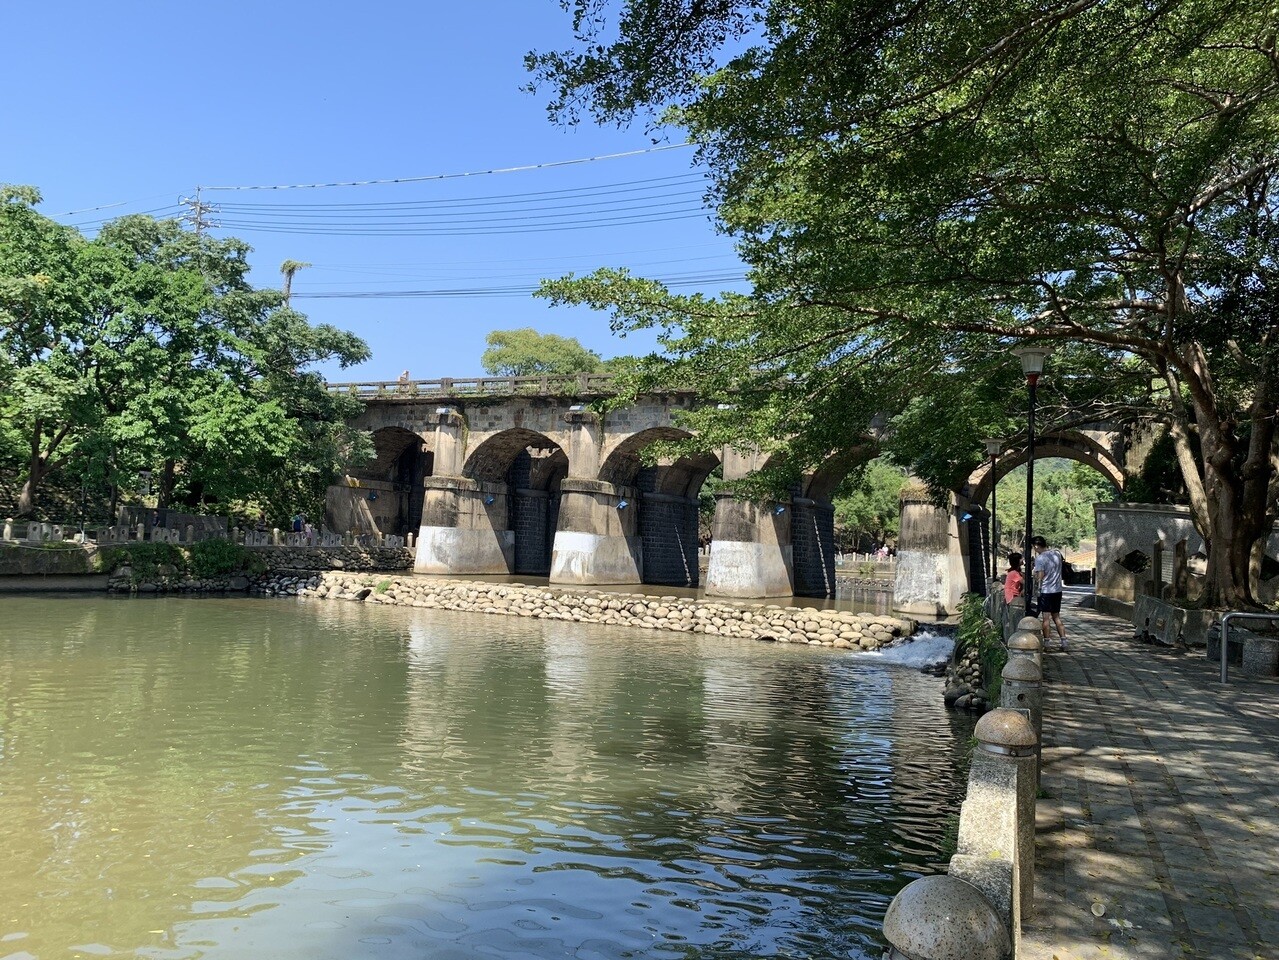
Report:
327,374,853,600
326,375,1150,612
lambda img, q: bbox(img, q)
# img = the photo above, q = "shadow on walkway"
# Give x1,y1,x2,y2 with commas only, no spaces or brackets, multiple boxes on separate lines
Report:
1020,595,1278,960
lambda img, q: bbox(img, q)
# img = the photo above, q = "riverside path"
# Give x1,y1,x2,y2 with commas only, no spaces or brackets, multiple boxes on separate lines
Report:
1021,594,1278,960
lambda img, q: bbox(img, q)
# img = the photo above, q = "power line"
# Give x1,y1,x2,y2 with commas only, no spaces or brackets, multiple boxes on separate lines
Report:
51,193,175,216
215,191,705,224
214,173,706,211
201,143,694,191
215,209,714,237
292,271,746,299
66,203,185,228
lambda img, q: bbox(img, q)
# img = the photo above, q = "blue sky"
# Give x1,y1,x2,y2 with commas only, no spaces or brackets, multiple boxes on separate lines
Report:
4,1,745,380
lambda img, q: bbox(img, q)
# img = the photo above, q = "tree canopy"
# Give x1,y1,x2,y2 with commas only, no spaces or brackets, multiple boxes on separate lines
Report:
530,0,1279,606
480,327,605,377
0,186,370,522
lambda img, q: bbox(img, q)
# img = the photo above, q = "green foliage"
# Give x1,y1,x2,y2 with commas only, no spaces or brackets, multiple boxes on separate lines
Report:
187,539,253,578
374,579,392,594
480,328,605,376
833,459,908,548
956,595,1008,704
531,0,1279,606
107,542,187,582
0,188,371,521
992,459,1116,551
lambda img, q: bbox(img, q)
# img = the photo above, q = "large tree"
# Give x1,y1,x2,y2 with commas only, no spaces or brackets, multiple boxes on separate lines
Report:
0,187,370,520
530,0,1279,607
481,327,604,376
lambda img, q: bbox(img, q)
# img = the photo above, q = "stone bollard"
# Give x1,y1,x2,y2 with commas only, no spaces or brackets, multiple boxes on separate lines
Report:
1002,600,1026,641
1006,629,1043,673
136,522,146,541
2,518,11,541
1000,657,1044,755
1016,615,1040,633
185,524,194,544
272,527,282,546
882,874,1010,960
950,708,1039,942
406,532,415,549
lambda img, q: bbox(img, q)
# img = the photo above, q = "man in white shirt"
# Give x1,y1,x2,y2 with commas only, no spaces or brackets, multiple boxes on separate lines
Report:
1032,535,1068,651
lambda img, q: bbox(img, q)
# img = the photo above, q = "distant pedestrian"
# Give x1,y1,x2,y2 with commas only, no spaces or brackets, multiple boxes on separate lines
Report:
1032,535,1068,651
291,513,303,533
1003,552,1024,605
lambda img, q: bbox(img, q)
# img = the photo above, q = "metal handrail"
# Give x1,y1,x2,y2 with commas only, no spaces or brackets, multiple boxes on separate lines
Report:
1218,611,1279,683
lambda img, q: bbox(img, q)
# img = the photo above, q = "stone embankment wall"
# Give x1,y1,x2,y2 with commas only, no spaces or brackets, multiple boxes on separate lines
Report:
257,571,918,649
105,546,413,593
943,646,991,712
244,545,413,571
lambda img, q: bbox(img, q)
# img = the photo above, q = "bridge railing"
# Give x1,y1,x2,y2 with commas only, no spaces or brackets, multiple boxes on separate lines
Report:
326,373,623,400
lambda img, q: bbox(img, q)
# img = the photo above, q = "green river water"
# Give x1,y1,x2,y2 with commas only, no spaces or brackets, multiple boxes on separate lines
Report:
0,595,973,960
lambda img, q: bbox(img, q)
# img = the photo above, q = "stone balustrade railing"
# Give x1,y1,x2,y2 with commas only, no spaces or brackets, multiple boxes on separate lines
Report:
325,373,628,400
880,617,1044,960
2,518,409,551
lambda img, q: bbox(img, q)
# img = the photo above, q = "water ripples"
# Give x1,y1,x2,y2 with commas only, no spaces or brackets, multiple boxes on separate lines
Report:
0,595,974,959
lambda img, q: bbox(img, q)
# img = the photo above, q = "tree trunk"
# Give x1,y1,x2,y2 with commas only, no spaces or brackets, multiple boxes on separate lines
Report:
15,473,39,517
1196,434,1270,610
158,459,176,509
16,419,48,517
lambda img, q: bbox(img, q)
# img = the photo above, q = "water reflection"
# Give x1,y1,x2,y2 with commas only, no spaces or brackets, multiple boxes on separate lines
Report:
0,595,971,959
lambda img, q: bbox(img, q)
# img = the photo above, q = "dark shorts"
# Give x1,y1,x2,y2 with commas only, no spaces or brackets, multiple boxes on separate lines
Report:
1038,592,1063,615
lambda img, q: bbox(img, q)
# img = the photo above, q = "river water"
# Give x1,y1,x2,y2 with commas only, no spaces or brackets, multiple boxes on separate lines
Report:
0,595,972,960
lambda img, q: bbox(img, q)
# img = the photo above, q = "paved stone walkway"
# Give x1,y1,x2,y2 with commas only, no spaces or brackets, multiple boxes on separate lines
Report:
1020,594,1279,960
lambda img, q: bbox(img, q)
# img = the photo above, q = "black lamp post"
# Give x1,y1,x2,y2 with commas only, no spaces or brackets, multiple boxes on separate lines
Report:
982,437,1002,580
1013,346,1051,576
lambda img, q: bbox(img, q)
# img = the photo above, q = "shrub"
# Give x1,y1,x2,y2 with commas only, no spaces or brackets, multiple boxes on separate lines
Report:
956,593,1008,703
109,542,187,582
188,538,254,577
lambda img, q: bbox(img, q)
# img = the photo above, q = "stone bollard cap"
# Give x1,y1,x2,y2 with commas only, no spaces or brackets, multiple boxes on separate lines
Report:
1001,657,1043,682
1017,616,1041,631
882,874,1011,960
1007,630,1042,651
975,707,1038,752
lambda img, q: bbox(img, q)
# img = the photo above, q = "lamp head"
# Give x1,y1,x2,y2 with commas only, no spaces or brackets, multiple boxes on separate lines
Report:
982,437,1002,457
1012,344,1051,377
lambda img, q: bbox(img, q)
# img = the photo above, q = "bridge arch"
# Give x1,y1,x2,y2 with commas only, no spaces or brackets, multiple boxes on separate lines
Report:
965,429,1125,505
598,427,720,588
326,425,433,536
462,428,568,576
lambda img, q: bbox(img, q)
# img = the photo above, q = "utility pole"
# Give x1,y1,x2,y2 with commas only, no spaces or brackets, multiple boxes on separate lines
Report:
179,186,218,235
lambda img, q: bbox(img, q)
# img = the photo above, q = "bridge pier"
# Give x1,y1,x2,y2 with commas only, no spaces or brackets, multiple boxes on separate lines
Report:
705,493,795,598
414,475,513,574
549,479,643,585
893,488,970,617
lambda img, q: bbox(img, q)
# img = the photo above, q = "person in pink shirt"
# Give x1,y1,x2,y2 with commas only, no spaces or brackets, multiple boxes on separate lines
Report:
1003,552,1024,605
